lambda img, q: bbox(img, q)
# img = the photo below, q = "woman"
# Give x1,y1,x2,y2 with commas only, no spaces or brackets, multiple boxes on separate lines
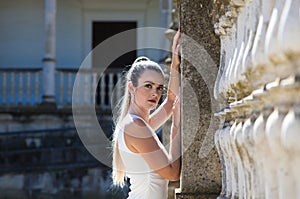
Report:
112,31,181,199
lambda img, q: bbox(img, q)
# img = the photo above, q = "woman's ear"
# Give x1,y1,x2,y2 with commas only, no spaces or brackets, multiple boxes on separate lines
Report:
128,82,135,94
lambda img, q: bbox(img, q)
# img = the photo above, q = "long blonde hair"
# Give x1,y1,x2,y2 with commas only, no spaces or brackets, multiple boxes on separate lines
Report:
112,56,164,187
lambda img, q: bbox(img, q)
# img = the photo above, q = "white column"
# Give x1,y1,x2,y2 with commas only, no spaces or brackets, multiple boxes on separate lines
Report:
42,0,56,104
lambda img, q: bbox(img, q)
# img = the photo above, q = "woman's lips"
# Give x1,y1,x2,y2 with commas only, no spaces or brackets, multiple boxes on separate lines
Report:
148,99,157,103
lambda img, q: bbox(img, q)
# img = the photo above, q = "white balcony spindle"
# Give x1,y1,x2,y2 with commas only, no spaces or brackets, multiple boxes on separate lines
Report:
35,72,40,104
116,73,122,102
19,72,23,105
108,73,114,106
67,72,72,105
26,72,31,105
11,73,15,105
3,72,7,105
100,75,106,106
92,73,97,105
59,72,63,105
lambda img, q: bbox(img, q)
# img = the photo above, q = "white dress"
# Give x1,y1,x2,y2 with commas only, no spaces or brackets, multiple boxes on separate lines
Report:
117,114,169,199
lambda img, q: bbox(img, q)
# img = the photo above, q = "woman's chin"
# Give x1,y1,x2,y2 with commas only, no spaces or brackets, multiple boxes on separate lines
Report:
149,105,157,111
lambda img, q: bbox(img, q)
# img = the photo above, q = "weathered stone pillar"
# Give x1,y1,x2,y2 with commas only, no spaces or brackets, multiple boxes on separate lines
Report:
177,0,222,198
42,0,56,104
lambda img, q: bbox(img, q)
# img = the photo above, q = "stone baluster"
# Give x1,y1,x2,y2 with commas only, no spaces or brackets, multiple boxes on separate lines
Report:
116,73,122,103
67,72,73,104
240,0,253,71
91,73,97,105
252,112,265,198
221,5,238,99
241,114,255,199
230,1,245,88
280,74,300,199
214,33,229,101
35,72,40,104
233,121,245,199
215,127,227,199
265,104,289,199
242,96,262,199
26,72,31,105
281,108,299,199
2,72,7,105
219,124,233,198
231,100,254,199
235,106,253,199
108,73,114,105
226,121,236,199
254,84,294,199
251,87,274,199
18,72,23,105
278,0,300,62
228,121,241,198
59,71,64,104
250,0,275,88
265,0,289,67
240,0,256,94
100,75,106,106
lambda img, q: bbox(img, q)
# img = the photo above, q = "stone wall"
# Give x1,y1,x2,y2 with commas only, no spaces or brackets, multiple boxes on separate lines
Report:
0,107,126,198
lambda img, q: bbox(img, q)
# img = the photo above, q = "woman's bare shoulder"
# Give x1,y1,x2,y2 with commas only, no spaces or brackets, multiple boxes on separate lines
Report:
124,118,153,139
124,118,161,154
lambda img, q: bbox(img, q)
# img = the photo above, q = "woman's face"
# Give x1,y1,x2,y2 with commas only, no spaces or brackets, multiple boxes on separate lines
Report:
133,69,164,111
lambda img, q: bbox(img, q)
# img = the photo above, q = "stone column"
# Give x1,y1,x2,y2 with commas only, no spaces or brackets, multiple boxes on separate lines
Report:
176,0,222,198
42,0,56,104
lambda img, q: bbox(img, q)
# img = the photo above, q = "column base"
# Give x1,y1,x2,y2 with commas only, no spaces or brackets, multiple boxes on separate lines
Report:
40,96,57,109
175,192,219,199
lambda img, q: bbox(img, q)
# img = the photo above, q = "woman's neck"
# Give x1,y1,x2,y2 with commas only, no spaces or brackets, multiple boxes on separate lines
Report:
128,104,150,122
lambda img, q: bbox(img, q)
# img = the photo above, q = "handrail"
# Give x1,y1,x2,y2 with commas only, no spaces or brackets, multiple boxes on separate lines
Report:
0,67,123,107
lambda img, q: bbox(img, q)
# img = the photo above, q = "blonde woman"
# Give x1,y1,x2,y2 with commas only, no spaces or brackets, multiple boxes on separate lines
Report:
112,31,181,199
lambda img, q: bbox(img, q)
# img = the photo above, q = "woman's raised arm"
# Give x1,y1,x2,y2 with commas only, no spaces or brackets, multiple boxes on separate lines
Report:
148,30,181,130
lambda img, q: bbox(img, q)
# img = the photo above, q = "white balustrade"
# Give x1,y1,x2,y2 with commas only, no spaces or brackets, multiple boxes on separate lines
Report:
0,68,122,108
213,0,300,198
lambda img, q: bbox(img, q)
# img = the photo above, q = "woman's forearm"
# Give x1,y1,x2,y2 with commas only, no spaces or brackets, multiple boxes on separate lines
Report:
169,124,181,180
167,63,180,101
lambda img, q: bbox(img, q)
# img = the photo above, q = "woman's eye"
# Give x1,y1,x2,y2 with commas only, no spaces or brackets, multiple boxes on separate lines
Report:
157,87,164,91
145,84,152,89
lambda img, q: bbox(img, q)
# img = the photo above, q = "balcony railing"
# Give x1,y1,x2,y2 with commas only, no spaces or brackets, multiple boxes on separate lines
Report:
0,68,123,108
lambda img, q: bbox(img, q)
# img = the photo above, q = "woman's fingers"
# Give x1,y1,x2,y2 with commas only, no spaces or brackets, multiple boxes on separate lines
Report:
172,30,180,53
172,30,181,66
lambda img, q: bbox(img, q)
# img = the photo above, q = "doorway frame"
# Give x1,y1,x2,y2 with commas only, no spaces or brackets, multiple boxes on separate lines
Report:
83,10,145,68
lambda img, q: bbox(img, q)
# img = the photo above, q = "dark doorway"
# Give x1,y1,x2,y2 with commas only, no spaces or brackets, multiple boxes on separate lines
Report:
92,21,137,69
92,21,137,107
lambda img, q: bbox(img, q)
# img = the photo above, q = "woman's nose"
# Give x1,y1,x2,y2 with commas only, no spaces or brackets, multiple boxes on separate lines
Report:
151,89,159,96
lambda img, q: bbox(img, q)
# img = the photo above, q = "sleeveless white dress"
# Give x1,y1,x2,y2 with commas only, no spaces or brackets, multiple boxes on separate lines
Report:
117,114,169,199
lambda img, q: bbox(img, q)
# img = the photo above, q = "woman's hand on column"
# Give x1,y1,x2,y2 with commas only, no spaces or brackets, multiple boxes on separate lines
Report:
171,30,181,68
